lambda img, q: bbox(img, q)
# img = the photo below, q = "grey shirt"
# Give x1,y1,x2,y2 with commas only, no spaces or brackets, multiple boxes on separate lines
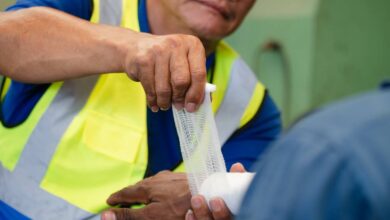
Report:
238,89,390,220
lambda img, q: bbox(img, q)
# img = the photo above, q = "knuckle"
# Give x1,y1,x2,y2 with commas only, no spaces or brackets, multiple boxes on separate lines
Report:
152,44,164,55
164,35,182,49
191,69,206,81
135,53,152,68
169,202,187,217
187,35,202,47
147,96,157,106
116,211,126,220
145,90,156,98
112,193,124,202
137,184,149,194
171,76,190,90
186,93,202,105
145,209,157,220
123,209,136,220
156,87,171,98
170,62,187,74
184,34,196,42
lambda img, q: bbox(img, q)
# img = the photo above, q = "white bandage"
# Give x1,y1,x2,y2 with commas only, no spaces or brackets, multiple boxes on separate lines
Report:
173,84,254,215
199,172,255,214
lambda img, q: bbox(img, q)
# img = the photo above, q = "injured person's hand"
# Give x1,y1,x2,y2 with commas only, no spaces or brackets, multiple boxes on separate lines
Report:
185,163,247,220
101,163,248,220
102,171,191,220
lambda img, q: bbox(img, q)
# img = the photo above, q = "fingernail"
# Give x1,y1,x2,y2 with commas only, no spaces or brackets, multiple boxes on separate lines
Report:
191,197,201,209
210,198,221,212
151,106,159,113
186,102,197,112
174,102,184,111
160,107,170,111
102,211,116,220
185,210,195,220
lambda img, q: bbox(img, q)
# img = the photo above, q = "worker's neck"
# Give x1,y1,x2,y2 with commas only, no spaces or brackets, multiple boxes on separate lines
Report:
147,0,218,56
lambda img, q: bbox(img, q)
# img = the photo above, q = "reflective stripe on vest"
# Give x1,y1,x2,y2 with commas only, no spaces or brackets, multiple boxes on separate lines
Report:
0,76,100,219
99,0,122,26
216,58,261,143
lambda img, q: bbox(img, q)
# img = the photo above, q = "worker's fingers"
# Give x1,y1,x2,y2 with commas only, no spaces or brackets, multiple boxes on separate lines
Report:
209,197,232,220
137,57,158,112
102,202,163,220
185,36,206,112
229,162,246,173
170,39,191,111
185,209,196,220
106,184,149,206
191,195,213,220
101,208,144,220
155,51,171,110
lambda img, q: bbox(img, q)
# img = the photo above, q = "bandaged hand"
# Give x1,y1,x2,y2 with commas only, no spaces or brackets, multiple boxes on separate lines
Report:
185,163,246,220
101,163,246,220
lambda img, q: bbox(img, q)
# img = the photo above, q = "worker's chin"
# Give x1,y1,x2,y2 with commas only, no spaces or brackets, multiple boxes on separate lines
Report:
187,18,234,41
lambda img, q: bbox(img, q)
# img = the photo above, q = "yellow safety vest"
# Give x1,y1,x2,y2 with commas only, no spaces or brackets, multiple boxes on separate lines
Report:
0,0,265,218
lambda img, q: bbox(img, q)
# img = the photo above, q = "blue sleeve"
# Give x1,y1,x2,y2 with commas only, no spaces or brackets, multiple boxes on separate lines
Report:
0,200,29,220
221,92,282,171
6,0,92,20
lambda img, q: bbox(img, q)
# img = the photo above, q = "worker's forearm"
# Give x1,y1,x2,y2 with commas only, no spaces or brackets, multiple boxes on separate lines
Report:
0,7,208,112
0,7,136,83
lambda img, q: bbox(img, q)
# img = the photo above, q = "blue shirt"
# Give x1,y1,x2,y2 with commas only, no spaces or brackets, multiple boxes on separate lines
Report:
1,0,281,218
238,88,390,220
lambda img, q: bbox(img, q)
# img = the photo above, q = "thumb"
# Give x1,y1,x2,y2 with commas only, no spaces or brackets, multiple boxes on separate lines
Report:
229,163,246,173
102,208,144,220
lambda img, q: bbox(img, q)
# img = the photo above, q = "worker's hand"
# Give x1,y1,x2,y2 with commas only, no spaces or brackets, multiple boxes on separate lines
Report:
102,171,191,220
185,163,246,220
124,33,207,113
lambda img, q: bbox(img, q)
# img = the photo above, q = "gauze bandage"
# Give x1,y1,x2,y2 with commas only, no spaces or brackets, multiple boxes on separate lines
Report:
173,83,254,214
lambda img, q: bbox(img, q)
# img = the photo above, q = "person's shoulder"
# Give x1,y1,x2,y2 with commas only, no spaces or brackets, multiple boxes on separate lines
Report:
274,89,390,171
290,90,390,144
6,0,92,20
239,90,390,220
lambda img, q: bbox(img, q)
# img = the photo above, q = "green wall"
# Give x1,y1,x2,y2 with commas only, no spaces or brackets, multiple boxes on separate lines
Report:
226,0,390,127
312,0,390,107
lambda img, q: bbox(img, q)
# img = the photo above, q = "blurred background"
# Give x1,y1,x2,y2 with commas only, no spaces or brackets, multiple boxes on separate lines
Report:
226,0,390,126
1,0,389,127
0,0,13,12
